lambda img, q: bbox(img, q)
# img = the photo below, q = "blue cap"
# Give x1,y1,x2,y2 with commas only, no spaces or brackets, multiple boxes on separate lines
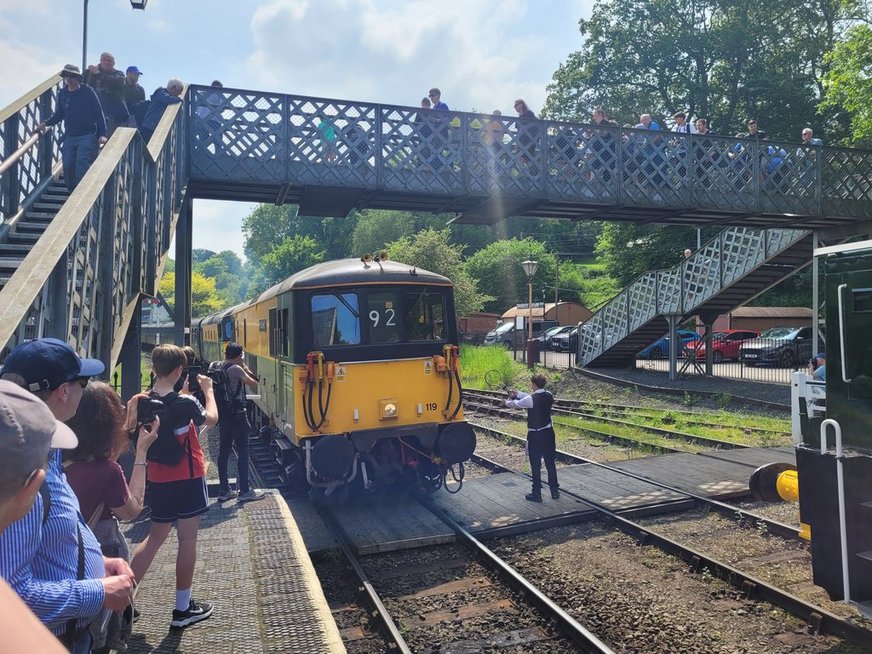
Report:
126,66,143,75
816,352,826,360
1,338,104,392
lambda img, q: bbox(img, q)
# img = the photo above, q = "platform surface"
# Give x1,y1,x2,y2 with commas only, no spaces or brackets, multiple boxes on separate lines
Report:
124,491,346,654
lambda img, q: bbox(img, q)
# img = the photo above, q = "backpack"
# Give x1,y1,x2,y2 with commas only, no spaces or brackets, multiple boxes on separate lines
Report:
209,361,244,420
145,392,186,466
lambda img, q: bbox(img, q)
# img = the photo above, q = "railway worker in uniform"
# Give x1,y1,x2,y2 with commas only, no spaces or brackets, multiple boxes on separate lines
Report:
505,374,559,502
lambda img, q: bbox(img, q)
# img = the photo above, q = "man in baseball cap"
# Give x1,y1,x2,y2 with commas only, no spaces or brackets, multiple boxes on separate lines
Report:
0,341,133,651
1,338,103,421
124,65,146,108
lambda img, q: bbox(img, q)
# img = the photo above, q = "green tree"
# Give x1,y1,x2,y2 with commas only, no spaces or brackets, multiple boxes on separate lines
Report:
386,228,492,317
242,204,355,262
595,223,708,286
252,235,326,294
464,239,557,313
159,271,224,318
543,0,851,139
352,210,417,256
821,23,872,145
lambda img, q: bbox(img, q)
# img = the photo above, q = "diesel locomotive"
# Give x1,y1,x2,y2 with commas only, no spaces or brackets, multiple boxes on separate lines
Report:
192,256,476,494
751,239,872,615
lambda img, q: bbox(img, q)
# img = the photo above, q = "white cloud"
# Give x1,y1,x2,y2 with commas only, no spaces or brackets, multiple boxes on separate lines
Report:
245,0,552,113
0,40,65,108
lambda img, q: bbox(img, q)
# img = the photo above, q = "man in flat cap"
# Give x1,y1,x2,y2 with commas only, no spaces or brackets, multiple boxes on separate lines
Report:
0,339,133,653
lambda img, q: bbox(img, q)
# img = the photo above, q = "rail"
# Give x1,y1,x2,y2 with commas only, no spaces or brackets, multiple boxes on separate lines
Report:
0,95,187,371
186,84,872,221
0,75,63,221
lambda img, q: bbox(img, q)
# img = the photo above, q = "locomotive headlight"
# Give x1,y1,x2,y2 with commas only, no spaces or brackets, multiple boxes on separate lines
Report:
379,399,399,419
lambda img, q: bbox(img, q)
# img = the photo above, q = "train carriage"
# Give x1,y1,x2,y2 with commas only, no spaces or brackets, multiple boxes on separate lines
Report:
194,256,476,494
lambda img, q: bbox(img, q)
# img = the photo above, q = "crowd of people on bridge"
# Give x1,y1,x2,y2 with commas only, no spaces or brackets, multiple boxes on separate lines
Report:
36,54,186,193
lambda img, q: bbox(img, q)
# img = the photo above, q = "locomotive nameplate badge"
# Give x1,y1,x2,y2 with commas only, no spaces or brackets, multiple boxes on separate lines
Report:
335,365,347,382
423,360,433,375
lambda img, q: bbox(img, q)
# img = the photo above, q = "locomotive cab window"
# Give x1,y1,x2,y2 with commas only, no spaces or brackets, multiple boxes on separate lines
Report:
403,289,446,341
312,292,361,347
366,291,400,343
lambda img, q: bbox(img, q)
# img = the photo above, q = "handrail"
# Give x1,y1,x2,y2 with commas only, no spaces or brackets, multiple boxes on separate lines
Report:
0,131,42,175
0,75,59,124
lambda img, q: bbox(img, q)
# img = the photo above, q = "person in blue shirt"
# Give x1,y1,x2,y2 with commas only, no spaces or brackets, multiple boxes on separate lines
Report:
809,352,826,382
37,64,107,193
0,339,135,653
0,381,78,654
140,79,184,144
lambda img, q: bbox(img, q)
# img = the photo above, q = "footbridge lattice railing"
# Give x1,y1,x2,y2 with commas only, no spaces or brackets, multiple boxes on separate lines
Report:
576,227,809,367
186,84,872,220
0,75,186,367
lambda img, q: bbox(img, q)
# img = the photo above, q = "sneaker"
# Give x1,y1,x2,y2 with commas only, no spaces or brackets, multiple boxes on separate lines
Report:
217,489,239,502
238,489,266,503
171,599,213,629
551,488,560,500
525,493,543,503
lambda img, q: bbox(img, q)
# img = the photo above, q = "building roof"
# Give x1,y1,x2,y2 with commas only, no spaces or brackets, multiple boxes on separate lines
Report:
501,302,586,319
731,306,812,318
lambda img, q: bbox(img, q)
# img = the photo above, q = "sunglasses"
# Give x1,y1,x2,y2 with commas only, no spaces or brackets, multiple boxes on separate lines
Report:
23,467,42,488
71,377,89,388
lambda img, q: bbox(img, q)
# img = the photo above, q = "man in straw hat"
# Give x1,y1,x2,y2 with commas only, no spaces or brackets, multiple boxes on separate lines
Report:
37,64,107,193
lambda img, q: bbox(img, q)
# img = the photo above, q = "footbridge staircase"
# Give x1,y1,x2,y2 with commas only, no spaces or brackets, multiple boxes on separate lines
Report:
1,76,871,395
576,227,813,368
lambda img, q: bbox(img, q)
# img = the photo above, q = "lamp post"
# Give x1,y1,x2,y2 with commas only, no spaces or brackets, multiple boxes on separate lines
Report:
521,258,538,368
83,1,149,73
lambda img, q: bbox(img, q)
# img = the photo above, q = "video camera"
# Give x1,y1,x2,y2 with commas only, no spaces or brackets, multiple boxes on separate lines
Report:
136,396,164,425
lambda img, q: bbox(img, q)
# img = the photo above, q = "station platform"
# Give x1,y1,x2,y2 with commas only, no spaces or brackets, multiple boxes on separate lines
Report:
291,446,796,555
123,490,346,654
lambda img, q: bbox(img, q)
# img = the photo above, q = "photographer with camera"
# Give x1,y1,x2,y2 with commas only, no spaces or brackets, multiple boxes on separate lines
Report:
211,343,264,503
808,352,826,382
127,344,217,630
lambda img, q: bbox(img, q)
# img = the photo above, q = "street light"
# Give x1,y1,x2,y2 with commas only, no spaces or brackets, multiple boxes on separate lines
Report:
83,1,148,73
521,258,538,368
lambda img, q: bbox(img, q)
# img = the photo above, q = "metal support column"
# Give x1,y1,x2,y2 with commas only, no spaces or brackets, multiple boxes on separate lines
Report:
667,314,679,381
704,320,714,376
812,231,820,353
174,199,192,346
120,302,142,400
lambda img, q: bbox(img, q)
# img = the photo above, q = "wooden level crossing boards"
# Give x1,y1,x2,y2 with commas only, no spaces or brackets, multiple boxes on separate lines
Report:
605,447,794,500
430,473,595,532
288,493,453,555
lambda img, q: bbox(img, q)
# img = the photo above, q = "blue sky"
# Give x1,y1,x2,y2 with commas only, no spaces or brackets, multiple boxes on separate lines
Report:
1,0,593,258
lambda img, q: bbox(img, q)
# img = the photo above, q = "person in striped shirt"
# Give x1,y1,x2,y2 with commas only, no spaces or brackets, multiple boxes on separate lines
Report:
0,339,134,653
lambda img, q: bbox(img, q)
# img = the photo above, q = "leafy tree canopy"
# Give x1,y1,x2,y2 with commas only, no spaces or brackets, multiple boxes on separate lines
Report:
821,23,872,145
464,239,557,313
543,0,854,141
242,204,355,262
252,235,326,295
386,228,492,318
159,270,224,318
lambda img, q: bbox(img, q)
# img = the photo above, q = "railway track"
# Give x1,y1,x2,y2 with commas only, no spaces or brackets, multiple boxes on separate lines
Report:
466,423,872,650
315,501,614,654
467,387,791,441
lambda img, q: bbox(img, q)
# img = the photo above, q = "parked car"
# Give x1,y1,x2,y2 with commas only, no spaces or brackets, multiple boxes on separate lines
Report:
690,329,759,363
637,328,699,359
739,326,822,367
552,326,580,352
484,320,557,347
533,325,573,350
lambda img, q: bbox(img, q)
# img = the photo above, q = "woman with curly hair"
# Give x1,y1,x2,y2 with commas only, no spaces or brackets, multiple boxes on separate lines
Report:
65,382,158,558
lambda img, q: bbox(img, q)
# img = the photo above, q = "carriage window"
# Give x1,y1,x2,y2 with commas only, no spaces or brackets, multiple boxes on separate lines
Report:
403,290,446,341
367,292,400,343
312,293,361,346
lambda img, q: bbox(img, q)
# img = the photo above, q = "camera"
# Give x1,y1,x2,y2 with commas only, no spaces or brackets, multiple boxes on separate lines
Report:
137,397,164,425
186,366,203,393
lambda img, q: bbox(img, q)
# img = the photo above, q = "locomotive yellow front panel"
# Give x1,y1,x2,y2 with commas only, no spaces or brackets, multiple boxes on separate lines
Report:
289,357,465,442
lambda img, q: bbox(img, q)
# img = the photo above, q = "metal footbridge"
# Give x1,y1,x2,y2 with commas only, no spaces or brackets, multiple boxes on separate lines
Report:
1,77,871,390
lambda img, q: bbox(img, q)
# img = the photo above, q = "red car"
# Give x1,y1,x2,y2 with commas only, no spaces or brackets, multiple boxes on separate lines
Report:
690,329,759,363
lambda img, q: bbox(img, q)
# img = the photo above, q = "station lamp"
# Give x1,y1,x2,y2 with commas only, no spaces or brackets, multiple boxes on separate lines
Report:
521,259,538,368
130,0,148,8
